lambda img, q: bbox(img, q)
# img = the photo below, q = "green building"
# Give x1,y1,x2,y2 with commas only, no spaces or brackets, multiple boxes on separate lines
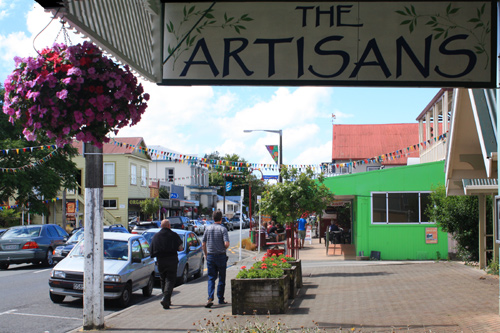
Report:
323,160,448,260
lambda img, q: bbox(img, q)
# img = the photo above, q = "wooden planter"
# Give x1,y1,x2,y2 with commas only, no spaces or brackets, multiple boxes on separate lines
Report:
282,266,296,299
231,275,289,315
289,259,302,289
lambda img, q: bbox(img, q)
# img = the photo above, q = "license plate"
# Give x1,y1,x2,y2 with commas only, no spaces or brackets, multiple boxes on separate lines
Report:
3,245,18,250
73,283,84,290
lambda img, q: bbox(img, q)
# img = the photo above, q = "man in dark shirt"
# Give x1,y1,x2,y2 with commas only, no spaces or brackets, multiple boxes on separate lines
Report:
202,210,229,308
150,219,183,309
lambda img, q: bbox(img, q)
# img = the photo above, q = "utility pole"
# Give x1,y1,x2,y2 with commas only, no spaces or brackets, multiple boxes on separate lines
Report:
83,143,104,330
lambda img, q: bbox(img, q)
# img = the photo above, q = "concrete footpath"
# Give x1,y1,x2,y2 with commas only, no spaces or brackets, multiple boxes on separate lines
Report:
72,241,500,332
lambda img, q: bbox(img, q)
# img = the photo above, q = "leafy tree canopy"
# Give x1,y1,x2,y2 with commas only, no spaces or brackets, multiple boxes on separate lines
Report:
260,167,335,225
0,83,79,217
205,151,266,217
426,184,491,262
140,198,161,219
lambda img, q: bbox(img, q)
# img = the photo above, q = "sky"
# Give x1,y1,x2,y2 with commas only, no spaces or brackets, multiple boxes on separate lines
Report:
0,1,441,172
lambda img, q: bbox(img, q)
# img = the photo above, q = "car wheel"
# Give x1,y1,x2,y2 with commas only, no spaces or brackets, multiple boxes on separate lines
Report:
117,283,132,308
42,248,54,267
142,274,154,297
0,263,9,270
49,292,65,304
194,257,204,279
178,265,188,285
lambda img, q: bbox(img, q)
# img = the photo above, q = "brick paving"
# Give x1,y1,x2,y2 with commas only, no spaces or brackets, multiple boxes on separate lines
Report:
70,240,500,333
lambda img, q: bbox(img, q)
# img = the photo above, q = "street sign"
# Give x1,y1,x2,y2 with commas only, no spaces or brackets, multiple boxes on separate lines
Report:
226,181,233,192
170,193,178,199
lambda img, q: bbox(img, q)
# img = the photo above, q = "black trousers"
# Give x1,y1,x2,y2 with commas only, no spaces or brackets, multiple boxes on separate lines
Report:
157,257,178,305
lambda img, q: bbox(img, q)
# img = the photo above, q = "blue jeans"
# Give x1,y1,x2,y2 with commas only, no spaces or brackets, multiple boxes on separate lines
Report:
206,254,228,302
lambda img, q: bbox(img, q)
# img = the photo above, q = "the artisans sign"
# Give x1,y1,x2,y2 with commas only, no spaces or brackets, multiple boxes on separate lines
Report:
161,1,495,87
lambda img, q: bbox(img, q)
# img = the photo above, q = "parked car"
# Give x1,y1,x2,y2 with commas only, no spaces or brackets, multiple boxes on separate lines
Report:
48,232,155,308
52,228,84,264
233,213,250,228
230,216,245,229
52,225,128,264
192,220,205,235
222,217,234,231
167,216,190,230
142,228,204,285
0,229,6,237
130,221,161,234
0,224,68,270
104,224,129,233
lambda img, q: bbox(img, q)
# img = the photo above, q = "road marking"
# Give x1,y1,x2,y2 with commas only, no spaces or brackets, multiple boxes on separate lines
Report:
34,268,52,274
1,309,80,321
0,309,18,316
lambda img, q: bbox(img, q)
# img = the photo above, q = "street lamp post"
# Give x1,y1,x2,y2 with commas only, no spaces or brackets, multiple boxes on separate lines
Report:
244,129,283,183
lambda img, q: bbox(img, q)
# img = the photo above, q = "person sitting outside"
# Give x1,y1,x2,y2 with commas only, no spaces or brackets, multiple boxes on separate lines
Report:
328,220,343,244
267,221,278,242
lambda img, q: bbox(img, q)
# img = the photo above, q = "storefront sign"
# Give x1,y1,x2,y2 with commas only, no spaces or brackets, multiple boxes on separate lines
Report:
425,227,438,244
66,202,76,222
162,1,495,87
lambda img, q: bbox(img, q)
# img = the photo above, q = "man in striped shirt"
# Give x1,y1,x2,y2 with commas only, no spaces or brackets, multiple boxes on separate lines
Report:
202,210,230,308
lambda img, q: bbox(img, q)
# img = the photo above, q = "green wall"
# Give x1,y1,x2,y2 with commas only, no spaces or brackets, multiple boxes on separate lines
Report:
323,161,448,260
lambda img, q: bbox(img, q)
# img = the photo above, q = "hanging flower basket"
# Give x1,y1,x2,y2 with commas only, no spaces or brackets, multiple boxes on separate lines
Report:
2,41,149,147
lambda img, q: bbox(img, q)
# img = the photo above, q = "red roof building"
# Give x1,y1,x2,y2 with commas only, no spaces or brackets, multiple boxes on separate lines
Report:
331,123,421,174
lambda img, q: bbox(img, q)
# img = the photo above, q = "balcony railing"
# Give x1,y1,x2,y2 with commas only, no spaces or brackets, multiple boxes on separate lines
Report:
419,140,447,163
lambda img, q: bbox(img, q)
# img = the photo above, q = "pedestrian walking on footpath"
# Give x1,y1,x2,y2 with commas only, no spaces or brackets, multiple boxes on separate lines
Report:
150,219,183,309
202,210,230,308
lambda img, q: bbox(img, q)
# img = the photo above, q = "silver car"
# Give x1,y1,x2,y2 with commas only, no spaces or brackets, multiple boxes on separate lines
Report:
48,232,155,308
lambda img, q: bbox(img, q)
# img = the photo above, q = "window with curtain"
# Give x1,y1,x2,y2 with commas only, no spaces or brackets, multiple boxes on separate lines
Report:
103,162,115,186
141,167,147,186
131,164,137,185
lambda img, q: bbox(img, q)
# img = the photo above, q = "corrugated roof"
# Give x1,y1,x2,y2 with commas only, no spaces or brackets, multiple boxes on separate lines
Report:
73,137,146,155
332,124,420,165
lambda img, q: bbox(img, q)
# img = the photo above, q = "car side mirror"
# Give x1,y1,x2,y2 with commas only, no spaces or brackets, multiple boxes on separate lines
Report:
132,257,142,263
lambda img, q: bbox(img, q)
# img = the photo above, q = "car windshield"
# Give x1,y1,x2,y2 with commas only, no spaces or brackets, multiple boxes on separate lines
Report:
67,230,84,243
143,231,185,252
71,239,129,260
2,226,41,239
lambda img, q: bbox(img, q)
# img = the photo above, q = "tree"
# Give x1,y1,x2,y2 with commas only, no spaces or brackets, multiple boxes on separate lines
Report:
0,83,79,218
205,151,266,216
0,208,21,228
426,184,492,262
140,198,161,220
260,168,335,225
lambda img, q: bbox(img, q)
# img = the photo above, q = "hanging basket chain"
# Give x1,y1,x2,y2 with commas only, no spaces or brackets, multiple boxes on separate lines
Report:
54,19,72,46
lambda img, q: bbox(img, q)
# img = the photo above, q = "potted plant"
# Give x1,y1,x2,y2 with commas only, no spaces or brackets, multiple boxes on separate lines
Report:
231,256,291,315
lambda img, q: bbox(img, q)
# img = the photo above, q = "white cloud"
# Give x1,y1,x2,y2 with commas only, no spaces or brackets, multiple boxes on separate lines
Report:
292,140,332,165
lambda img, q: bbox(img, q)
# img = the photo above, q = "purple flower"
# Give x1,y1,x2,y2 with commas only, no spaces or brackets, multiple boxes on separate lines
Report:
56,89,68,100
67,67,82,76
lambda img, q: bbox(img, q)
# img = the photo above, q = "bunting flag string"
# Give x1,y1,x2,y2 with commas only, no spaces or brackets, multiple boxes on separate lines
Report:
0,149,60,173
0,197,62,211
109,132,447,175
0,144,59,156
0,132,447,176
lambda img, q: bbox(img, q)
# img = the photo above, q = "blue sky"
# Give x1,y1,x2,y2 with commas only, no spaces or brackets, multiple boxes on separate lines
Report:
0,1,440,170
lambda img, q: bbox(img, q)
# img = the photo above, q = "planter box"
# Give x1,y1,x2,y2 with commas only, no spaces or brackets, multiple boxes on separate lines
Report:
289,259,302,289
231,275,289,315
282,266,296,299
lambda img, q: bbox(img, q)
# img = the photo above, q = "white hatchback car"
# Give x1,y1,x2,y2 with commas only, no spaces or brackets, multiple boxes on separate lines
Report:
48,232,155,308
